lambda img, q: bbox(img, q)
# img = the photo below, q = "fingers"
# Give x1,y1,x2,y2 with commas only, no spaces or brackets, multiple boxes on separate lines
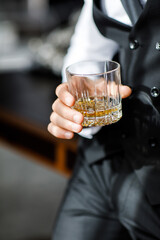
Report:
50,112,83,133
56,82,75,107
52,98,83,123
48,83,83,139
48,124,74,139
48,108,83,139
120,85,132,98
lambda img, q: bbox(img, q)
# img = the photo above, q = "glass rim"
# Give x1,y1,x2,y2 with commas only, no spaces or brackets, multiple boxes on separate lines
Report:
66,60,120,76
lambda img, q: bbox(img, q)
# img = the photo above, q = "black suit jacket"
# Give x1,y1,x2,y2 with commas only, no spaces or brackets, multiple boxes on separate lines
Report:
79,0,160,206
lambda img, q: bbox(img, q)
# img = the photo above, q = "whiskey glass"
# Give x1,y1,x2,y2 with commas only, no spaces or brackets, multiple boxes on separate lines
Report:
66,60,122,127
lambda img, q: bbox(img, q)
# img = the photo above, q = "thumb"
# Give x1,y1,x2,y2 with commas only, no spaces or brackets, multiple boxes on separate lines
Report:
120,85,132,99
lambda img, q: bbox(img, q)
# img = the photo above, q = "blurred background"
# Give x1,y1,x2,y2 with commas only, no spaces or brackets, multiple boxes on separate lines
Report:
0,0,83,239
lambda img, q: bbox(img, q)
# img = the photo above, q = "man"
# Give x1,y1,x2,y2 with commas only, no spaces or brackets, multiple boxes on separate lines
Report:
48,0,160,239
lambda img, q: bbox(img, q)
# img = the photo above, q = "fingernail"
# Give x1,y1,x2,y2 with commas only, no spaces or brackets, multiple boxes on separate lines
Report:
73,114,81,123
65,97,72,106
65,132,72,139
72,124,81,132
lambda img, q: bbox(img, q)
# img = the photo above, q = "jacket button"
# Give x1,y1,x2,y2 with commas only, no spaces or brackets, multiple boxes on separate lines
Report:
156,42,160,51
129,40,139,50
150,87,159,97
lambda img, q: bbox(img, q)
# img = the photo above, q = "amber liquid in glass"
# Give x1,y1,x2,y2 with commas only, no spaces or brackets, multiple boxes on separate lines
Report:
73,96,122,127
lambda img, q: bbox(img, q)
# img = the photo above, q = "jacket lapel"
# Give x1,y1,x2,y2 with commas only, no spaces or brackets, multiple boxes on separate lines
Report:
120,0,143,24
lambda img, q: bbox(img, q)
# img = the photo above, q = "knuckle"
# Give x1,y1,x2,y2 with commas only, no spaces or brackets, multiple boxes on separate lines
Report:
47,123,52,133
56,83,68,97
52,102,55,111
56,83,64,96
47,123,63,138
55,85,61,97
50,112,58,125
48,124,57,137
50,112,54,122
52,99,59,111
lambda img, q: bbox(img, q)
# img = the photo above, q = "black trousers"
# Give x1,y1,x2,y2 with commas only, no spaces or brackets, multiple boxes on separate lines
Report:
52,151,160,240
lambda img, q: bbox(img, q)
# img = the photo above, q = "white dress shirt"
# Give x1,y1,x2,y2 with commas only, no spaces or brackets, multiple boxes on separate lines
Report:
62,0,146,139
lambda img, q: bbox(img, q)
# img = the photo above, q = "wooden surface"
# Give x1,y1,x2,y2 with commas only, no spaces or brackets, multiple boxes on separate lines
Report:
0,69,78,176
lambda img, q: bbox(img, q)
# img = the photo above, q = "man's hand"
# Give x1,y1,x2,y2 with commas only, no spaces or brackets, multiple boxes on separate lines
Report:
48,83,83,139
48,83,132,139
